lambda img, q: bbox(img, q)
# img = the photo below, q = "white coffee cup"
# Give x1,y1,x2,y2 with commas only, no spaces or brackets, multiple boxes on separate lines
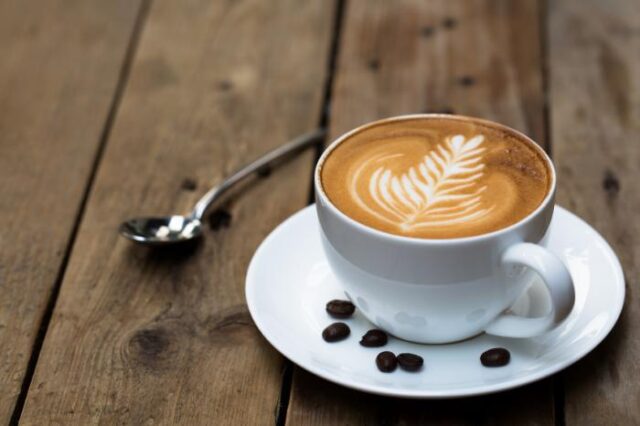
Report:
314,115,575,344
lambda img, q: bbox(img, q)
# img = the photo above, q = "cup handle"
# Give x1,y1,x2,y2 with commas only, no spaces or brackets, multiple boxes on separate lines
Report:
485,242,575,338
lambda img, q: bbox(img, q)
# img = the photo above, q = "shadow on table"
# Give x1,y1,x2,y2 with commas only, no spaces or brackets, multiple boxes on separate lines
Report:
286,367,556,424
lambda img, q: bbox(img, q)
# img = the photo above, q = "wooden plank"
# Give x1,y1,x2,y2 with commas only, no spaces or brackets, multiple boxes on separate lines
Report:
548,0,640,424
17,0,334,424
0,0,143,422
286,1,555,424
288,370,555,425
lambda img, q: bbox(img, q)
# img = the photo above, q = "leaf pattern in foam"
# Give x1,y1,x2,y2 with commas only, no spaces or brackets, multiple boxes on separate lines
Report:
356,134,494,230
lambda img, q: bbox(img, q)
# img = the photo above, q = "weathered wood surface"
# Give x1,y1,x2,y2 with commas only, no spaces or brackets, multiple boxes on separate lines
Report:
17,0,334,424
286,0,556,424
549,0,640,424
0,0,143,422
4,0,637,423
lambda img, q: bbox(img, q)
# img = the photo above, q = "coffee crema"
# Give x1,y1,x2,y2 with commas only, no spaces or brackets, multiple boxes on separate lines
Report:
320,117,551,239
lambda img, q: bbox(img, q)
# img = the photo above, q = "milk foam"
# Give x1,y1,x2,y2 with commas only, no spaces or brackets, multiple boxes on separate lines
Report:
321,117,551,239
351,135,493,230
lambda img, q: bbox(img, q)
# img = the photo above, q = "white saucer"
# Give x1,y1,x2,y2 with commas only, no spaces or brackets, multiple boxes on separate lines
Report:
246,205,624,398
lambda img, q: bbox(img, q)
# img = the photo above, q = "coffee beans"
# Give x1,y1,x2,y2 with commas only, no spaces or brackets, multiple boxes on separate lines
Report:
375,351,423,373
322,322,350,342
326,299,356,319
480,348,511,367
360,329,388,347
322,300,353,342
320,301,515,376
376,351,398,372
397,353,424,371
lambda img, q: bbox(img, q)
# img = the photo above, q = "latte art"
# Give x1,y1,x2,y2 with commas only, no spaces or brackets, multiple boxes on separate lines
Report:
352,135,492,231
321,116,552,239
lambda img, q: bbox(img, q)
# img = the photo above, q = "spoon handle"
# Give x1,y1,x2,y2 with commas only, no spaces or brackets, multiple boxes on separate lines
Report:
191,128,327,221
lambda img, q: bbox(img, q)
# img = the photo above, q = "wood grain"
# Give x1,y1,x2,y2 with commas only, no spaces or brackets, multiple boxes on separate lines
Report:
0,0,143,422
548,0,640,424
18,0,334,424
286,1,555,424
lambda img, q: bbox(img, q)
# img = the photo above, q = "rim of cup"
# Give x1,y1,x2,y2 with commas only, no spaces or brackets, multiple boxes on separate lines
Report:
314,113,557,245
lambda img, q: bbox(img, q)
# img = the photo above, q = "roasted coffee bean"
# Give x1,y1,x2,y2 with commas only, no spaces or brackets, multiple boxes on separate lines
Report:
360,329,388,347
376,351,397,372
480,348,510,367
322,322,350,342
397,353,424,372
442,17,457,29
458,75,475,86
325,299,356,318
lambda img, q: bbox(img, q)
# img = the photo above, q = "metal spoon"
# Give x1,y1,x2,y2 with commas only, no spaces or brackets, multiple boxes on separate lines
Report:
119,129,326,246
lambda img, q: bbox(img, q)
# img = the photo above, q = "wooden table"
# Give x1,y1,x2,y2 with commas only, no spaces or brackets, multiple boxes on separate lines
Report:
1,0,637,424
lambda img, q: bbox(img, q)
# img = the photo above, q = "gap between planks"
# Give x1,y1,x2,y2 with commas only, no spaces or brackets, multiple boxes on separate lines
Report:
305,0,348,206
278,1,347,425
539,0,566,423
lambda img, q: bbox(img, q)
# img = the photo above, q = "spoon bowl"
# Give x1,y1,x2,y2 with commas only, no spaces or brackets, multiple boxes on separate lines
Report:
120,216,202,246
